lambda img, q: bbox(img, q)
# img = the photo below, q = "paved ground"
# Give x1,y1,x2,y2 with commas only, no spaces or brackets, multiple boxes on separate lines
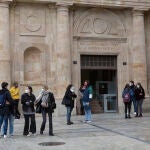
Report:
0,113,150,150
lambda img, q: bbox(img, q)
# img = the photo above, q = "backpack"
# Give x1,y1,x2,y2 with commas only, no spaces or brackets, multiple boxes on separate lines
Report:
0,93,6,109
123,93,130,102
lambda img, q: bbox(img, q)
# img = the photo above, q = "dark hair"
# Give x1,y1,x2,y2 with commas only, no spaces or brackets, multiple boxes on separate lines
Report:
1,82,8,89
27,86,33,93
124,83,130,90
84,80,90,86
13,81,18,86
137,82,143,88
66,84,72,92
130,80,134,84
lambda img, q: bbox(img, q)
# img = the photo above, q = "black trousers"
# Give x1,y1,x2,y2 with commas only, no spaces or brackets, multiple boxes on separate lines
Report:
40,108,53,135
13,100,20,118
23,114,36,135
124,102,131,115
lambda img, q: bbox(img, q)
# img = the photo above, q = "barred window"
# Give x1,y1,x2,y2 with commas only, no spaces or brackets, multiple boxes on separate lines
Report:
81,55,117,70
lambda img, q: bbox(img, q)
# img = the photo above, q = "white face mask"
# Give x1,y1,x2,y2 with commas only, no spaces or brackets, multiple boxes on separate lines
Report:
70,86,75,92
129,83,132,86
25,89,29,93
137,85,140,88
41,88,44,92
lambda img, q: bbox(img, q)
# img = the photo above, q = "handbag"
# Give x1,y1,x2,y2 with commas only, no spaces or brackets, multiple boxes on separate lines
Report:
36,103,41,113
41,101,48,108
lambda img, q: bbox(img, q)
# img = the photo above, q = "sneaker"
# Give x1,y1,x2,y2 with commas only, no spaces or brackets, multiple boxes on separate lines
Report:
32,133,36,136
83,120,87,123
49,133,54,136
139,114,143,117
134,112,136,115
9,135,14,138
86,120,92,123
4,135,7,138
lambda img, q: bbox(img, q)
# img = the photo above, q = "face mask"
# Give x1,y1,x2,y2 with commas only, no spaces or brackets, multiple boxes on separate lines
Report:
41,88,44,92
129,83,132,86
137,85,140,88
25,89,29,93
70,86,75,92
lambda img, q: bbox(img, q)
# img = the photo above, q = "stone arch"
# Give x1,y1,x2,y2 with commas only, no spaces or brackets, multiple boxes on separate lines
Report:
24,47,42,81
74,8,126,37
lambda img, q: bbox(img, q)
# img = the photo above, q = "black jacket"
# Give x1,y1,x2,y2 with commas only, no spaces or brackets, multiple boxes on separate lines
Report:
21,93,36,114
0,89,14,115
44,92,56,113
135,87,145,100
62,90,77,108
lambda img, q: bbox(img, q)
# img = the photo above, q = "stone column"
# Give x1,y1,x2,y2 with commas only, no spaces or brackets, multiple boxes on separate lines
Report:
132,10,147,92
0,2,11,85
56,3,71,98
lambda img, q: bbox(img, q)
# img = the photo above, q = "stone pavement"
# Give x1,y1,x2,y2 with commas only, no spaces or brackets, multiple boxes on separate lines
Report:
1,113,150,150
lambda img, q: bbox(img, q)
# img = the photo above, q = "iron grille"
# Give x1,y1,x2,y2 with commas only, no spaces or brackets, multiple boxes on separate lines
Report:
81,55,117,70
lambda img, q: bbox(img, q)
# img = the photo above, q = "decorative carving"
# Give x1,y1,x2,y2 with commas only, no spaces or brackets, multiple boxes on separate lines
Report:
74,8,126,37
20,5,46,36
93,18,108,34
81,18,91,33
25,15,41,32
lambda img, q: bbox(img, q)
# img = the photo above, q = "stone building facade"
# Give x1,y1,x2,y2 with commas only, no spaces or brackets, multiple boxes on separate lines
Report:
0,0,150,115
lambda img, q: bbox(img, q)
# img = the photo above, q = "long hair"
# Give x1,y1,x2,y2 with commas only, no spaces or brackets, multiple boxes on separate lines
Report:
124,83,130,91
28,86,33,93
66,84,72,93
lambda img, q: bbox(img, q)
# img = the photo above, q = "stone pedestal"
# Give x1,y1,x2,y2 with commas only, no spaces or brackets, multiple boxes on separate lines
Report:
56,4,71,98
0,2,11,85
132,10,147,92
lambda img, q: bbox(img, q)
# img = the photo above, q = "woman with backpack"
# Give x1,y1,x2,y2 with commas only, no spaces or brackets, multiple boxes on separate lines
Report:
135,83,145,117
122,83,132,119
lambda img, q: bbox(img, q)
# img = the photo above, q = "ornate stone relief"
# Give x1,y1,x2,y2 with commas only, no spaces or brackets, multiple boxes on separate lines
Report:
74,8,126,37
20,5,46,36
25,15,42,32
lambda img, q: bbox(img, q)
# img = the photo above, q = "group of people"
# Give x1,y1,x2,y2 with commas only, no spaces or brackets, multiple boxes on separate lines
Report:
122,81,145,119
62,80,93,125
1,79,145,138
0,82,56,138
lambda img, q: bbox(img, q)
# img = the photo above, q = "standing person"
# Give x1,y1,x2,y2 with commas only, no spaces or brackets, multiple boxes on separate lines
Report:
135,83,145,117
80,80,93,123
122,84,132,119
21,86,36,136
78,86,84,115
62,84,77,125
0,82,13,138
129,81,136,115
39,85,56,136
10,82,20,119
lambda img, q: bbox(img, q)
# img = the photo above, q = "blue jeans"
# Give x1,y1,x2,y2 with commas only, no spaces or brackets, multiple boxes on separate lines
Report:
83,102,92,121
0,115,8,135
2,114,14,136
131,96,136,112
136,99,143,115
66,106,73,123
40,108,53,135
